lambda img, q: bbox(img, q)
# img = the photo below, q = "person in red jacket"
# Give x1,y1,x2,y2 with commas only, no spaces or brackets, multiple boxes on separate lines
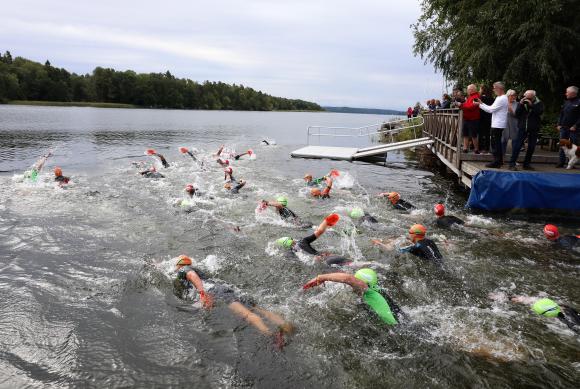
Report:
460,84,481,154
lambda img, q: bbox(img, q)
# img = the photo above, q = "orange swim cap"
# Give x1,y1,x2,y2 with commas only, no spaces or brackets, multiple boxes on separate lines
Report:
409,224,427,237
54,167,63,177
176,255,192,266
310,188,321,197
387,192,400,203
179,147,188,153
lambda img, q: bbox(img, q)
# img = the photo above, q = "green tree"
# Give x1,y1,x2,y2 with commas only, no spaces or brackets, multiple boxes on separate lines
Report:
412,0,580,110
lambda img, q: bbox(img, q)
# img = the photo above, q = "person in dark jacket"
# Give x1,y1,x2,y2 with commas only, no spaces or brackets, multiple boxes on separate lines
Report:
508,90,544,170
478,85,494,154
556,86,580,168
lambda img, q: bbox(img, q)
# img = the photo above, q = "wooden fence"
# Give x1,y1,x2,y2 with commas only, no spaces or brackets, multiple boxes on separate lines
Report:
422,109,463,175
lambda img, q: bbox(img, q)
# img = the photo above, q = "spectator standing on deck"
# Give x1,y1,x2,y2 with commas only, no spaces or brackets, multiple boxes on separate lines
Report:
407,107,413,120
459,84,481,154
502,89,519,166
508,90,544,171
476,82,509,168
479,85,494,154
441,94,452,109
556,86,580,168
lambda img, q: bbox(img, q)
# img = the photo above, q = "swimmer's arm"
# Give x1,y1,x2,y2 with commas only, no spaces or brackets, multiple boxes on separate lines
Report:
186,271,213,308
324,177,333,188
304,273,368,294
265,200,283,210
216,145,224,156
371,238,398,251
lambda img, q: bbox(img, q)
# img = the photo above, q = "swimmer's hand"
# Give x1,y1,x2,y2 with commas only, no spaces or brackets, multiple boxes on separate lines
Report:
199,291,214,309
303,276,324,290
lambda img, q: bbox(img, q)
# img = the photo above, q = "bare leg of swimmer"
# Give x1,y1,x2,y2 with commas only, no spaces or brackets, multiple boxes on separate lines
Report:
252,307,294,334
228,302,271,335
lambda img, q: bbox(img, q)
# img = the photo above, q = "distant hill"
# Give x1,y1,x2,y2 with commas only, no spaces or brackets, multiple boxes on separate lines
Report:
323,106,405,115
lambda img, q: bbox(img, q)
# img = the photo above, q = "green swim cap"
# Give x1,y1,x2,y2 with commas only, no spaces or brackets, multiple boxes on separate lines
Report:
277,196,288,207
355,268,378,287
276,237,294,249
349,208,364,219
531,298,561,318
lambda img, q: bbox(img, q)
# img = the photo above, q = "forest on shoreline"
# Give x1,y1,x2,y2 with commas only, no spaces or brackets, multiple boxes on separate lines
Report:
0,51,322,111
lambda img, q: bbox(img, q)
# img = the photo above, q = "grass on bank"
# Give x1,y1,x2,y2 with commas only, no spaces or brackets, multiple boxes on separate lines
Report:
6,100,137,109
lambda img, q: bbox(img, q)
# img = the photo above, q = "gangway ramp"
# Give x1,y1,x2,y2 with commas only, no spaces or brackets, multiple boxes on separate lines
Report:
291,137,434,162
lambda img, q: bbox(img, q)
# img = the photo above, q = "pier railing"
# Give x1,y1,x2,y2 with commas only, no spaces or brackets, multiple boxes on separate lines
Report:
306,117,425,147
422,109,463,174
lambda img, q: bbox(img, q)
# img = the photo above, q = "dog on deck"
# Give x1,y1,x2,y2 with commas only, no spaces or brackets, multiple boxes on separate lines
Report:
559,139,580,169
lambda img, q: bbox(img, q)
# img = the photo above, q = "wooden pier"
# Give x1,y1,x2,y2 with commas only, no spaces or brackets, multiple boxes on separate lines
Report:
421,109,571,188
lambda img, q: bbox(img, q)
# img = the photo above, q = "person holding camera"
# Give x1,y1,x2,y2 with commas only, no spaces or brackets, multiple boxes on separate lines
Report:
507,90,544,170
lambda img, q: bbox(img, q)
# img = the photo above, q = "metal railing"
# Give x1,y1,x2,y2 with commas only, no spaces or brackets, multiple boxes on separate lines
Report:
306,116,425,147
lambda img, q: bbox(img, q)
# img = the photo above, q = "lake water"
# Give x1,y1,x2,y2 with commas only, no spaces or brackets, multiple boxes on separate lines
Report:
0,105,578,388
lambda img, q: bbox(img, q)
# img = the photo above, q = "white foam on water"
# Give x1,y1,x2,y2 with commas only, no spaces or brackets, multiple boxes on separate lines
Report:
332,171,355,189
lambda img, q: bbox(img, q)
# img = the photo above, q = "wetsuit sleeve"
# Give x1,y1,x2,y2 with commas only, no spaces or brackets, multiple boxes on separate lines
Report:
427,240,443,260
362,288,398,325
558,306,580,333
298,233,318,255
398,244,415,254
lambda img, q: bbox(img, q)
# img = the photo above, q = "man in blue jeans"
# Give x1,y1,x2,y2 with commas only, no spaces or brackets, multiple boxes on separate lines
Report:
556,86,580,168
508,90,544,170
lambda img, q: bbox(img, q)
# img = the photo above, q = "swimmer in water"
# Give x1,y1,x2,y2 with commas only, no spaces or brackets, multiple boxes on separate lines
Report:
302,268,402,325
179,147,198,161
224,179,246,194
349,207,379,224
23,152,52,181
372,224,443,265
490,293,580,334
53,167,70,185
303,174,326,187
261,196,299,221
310,176,333,199
140,166,165,178
224,166,235,182
217,158,230,168
378,192,414,211
434,204,464,228
543,224,579,251
275,214,351,265
146,149,169,168
174,255,294,347
234,149,253,160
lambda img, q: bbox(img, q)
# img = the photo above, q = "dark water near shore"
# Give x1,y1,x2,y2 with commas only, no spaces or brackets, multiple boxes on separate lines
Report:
0,105,578,388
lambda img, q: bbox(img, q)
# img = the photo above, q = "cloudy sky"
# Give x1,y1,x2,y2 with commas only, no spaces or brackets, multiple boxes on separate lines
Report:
2,0,445,110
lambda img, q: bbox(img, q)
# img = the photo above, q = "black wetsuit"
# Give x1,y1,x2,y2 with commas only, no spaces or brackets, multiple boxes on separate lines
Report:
323,255,352,266
186,151,197,161
278,207,297,220
558,305,580,333
55,175,70,184
157,154,169,168
297,233,318,255
174,266,254,306
554,236,579,250
436,215,464,228
229,182,245,194
140,170,165,178
392,199,414,211
361,212,378,224
400,239,443,263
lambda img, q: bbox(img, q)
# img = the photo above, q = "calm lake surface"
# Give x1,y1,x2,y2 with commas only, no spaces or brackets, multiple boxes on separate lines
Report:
0,105,578,388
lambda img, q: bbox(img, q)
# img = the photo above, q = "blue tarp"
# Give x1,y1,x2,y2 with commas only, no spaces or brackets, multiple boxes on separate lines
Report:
466,171,580,211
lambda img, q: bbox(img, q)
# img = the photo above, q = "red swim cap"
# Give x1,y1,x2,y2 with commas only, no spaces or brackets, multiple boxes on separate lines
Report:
185,184,194,191
329,169,340,177
543,224,559,240
146,149,156,155
225,167,233,174
325,213,340,226
179,147,188,153
247,149,253,155
54,167,63,177
434,204,445,217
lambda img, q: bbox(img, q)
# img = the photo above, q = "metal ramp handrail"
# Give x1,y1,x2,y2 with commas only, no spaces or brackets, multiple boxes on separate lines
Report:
306,116,425,146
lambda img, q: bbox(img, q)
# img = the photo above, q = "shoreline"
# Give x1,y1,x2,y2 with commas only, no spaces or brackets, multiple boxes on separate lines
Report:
3,100,326,112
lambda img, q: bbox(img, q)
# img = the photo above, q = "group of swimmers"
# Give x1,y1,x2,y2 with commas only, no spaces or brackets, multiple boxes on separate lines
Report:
22,144,580,348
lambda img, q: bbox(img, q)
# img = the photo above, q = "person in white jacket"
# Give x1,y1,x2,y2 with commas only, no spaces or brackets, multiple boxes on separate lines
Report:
474,82,509,168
